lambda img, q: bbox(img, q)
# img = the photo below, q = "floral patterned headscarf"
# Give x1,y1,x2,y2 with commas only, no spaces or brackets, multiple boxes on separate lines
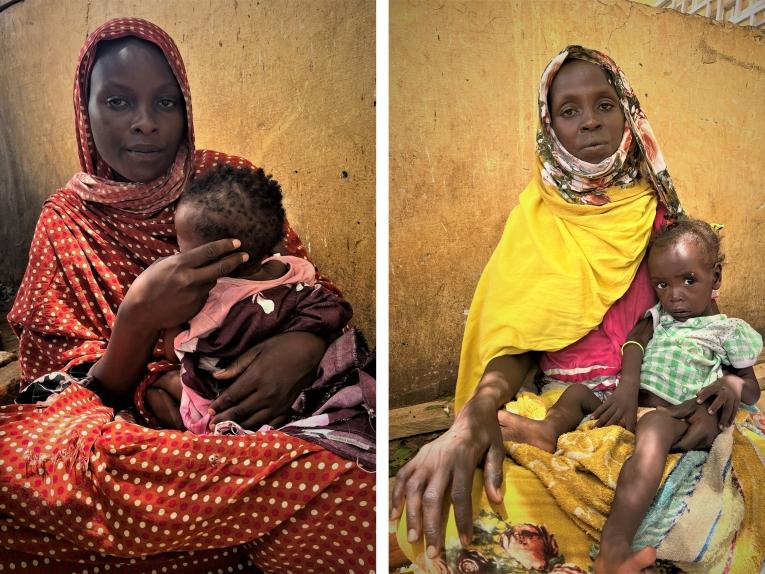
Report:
537,45,682,216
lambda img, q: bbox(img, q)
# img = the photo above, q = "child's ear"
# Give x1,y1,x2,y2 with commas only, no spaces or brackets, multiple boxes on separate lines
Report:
712,262,722,290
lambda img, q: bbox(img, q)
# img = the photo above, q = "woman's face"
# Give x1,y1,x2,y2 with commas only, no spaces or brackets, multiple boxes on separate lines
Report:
549,59,625,164
88,38,185,183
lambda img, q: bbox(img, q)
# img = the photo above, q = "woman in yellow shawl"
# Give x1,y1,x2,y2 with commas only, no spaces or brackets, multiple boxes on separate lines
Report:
390,46,746,573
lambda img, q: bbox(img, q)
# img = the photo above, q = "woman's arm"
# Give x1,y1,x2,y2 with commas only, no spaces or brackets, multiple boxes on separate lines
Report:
390,352,534,559
90,239,247,407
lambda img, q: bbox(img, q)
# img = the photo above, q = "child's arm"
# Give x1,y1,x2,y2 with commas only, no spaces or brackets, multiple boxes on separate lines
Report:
697,318,763,429
696,366,760,429
593,317,654,431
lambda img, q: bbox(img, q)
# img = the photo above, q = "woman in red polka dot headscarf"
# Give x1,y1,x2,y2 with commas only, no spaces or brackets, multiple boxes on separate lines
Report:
1,17,375,574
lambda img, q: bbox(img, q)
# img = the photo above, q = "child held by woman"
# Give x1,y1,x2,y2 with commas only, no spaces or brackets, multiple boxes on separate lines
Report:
146,165,352,432
499,218,762,573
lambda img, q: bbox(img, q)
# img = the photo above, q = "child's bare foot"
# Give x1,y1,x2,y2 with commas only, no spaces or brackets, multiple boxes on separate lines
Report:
497,410,558,452
594,543,656,574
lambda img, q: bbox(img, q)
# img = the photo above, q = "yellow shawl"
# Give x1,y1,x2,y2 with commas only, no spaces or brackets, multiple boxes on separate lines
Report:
454,172,656,411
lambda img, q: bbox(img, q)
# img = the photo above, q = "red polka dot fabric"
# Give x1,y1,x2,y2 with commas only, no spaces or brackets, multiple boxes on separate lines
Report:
0,384,375,572
2,17,372,573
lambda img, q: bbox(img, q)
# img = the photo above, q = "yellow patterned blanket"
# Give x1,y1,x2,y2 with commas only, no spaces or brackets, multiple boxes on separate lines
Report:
397,391,765,574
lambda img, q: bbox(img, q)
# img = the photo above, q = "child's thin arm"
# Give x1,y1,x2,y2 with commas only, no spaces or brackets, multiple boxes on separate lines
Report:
593,317,653,430
696,366,760,429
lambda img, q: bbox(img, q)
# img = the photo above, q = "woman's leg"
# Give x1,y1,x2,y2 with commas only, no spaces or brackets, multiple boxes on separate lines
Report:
594,409,688,574
498,384,602,452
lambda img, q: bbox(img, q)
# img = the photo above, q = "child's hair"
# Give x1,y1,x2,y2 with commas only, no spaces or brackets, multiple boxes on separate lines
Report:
648,217,725,267
179,165,285,263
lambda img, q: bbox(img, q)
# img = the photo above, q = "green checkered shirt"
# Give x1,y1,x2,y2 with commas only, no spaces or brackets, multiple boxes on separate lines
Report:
640,304,763,405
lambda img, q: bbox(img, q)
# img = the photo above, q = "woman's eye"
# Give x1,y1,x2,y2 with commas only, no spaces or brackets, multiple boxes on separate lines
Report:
159,98,178,110
599,101,615,112
560,108,576,118
105,97,128,110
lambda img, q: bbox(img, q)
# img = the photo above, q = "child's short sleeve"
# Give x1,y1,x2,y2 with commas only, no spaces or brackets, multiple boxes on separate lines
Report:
720,319,763,369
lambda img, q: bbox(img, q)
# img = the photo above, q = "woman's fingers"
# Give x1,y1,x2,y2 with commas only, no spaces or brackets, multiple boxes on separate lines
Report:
404,473,425,543
238,407,278,431
482,440,504,504
451,465,474,547
211,344,263,381
176,238,249,284
421,473,450,559
390,466,412,520
179,238,242,268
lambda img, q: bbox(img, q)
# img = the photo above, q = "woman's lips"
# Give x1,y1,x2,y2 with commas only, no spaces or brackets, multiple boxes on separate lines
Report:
125,146,163,160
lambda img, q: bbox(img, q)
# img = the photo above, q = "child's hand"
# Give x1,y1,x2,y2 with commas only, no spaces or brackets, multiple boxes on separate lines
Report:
696,374,745,429
592,387,638,432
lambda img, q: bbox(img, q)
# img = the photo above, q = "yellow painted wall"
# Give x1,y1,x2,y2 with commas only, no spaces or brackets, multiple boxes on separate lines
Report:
391,0,765,406
0,0,375,341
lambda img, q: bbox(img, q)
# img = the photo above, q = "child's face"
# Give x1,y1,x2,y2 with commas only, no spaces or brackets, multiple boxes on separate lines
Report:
549,60,625,164
174,201,205,253
648,239,721,322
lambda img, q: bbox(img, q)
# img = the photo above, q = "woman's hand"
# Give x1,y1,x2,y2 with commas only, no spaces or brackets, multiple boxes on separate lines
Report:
390,396,506,560
390,353,532,560
696,374,746,429
121,238,248,331
659,398,720,451
207,331,328,429
592,386,638,431
92,238,247,404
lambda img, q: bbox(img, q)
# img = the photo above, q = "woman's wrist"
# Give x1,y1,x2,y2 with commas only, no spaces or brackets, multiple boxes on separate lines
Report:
91,310,161,406
117,296,158,332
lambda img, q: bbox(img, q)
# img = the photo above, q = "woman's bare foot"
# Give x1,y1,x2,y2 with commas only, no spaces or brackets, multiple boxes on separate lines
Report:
497,410,558,452
594,542,657,574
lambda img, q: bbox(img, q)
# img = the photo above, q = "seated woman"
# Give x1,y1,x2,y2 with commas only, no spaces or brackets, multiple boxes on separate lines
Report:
0,18,374,573
392,46,764,573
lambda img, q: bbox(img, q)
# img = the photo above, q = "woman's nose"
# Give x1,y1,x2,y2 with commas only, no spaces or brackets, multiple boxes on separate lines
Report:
580,109,601,131
130,105,159,134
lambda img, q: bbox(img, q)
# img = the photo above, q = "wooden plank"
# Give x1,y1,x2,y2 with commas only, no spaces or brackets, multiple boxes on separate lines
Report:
389,399,454,440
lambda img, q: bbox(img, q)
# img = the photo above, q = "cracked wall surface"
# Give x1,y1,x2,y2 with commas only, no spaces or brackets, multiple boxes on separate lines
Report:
390,0,764,406
0,0,375,342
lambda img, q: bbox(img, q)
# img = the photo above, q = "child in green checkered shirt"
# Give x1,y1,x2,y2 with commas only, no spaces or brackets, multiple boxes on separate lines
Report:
499,218,762,573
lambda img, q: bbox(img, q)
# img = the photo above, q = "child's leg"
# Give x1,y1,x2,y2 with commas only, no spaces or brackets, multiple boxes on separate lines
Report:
498,384,602,453
594,409,688,574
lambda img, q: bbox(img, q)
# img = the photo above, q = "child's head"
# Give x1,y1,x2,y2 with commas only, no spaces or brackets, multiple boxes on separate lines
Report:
548,58,626,164
647,218,723,322
175,165,285,266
